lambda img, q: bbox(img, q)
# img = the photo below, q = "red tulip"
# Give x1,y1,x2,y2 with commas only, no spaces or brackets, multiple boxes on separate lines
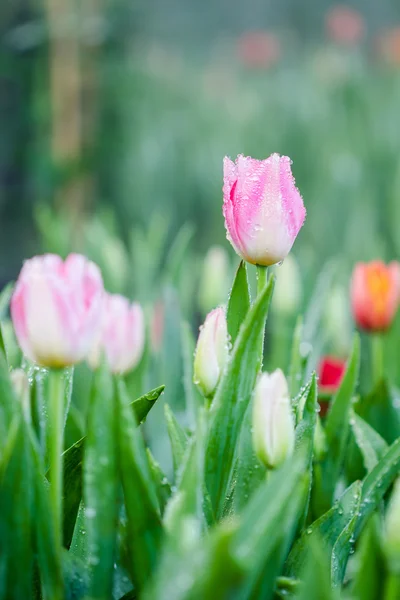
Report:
318,356,346,417
350,261,400,333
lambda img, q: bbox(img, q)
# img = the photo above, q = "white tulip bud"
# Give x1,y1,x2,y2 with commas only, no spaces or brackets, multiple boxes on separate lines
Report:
252,370,295,469
193,307,229,398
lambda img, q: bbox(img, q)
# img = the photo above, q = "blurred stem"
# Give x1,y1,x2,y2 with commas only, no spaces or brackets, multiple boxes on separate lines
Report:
371,334,384,387
48,369,65,549
256,265,268,371
384,573,400,600
256,265,268,297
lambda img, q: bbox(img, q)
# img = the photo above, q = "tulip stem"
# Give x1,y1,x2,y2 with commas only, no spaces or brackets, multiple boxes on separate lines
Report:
48,368,65,550
256,265,268,297
371,334,384,388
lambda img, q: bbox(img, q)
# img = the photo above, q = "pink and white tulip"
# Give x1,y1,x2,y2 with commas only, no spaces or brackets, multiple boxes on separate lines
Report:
11,254,104,368
88,293,145,374
223,153,306,266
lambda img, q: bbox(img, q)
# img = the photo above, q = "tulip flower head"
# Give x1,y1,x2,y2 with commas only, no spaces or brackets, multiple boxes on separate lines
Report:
252,369,295,469
223,153,306,267
350,261,400,332
193,307,229,398
11,254,104,368
88,293,145,374
318,356,346,395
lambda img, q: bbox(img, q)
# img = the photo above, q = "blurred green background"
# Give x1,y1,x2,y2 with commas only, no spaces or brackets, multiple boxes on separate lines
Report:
3,1,400,402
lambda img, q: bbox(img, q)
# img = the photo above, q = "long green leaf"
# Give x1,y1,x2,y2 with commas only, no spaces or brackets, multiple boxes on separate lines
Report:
164,403,189,477
313,335,360,516
356,436,400,537
58,385,164,548
116,378,163,592
285,480,362,579
205,275,275,517
226,261,251,345
351,412,388,472
84,365,118,599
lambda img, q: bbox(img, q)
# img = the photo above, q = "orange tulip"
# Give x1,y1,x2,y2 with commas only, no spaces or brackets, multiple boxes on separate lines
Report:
350,261,400,332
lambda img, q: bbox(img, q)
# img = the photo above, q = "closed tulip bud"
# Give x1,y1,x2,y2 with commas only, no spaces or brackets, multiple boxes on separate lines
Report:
272,254,302,315
88,293,145,374
11,254,104,368
384,478,400,572
199,246,230,315
252,369,295,469
350,261,400,332
193,307,228,398
223,153,306,267
324,284,352,355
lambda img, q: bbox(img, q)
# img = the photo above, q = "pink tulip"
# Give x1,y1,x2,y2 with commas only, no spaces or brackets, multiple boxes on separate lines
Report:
223,153,306,266
11,254,104,368
350,261,400,332
88,293,145,374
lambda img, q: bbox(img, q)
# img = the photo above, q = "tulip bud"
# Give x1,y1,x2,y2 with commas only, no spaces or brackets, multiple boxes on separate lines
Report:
223,153,306,267
324,284,352,355
272,254,302,315
384,478,400,573
199,246,230,315
350,261,400,332
252,369,295,469
11,254,104,368
88,293,145,374
193,307,229,398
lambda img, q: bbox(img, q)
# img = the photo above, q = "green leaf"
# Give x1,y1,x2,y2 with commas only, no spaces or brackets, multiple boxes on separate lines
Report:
294,374,318,528
29,431,64,600
62,550,90,600
0,352,18,440
146,448,172,515
232,456,309,600
296,538,339,600
116,378,163,593
0,417,34,599
164,403,189,477
351,515,384,600
226,261,251,345
351,412,388,472
0,282,13,319
231,403,266,513
313,334,360,516
285,480,362,579
130,385,165,424
330,497,360,587
58,385,163,549
205,275,275,518
356,436,400,537
84,365,118,599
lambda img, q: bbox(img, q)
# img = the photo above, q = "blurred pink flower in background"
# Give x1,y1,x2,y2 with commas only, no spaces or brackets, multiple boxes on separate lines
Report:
150,300,164,354
350,261,400,332
325,5,366,46
237,30,280,69
88,293,145,374
375,28,400,66
223,153,306,267
11,254,104,367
